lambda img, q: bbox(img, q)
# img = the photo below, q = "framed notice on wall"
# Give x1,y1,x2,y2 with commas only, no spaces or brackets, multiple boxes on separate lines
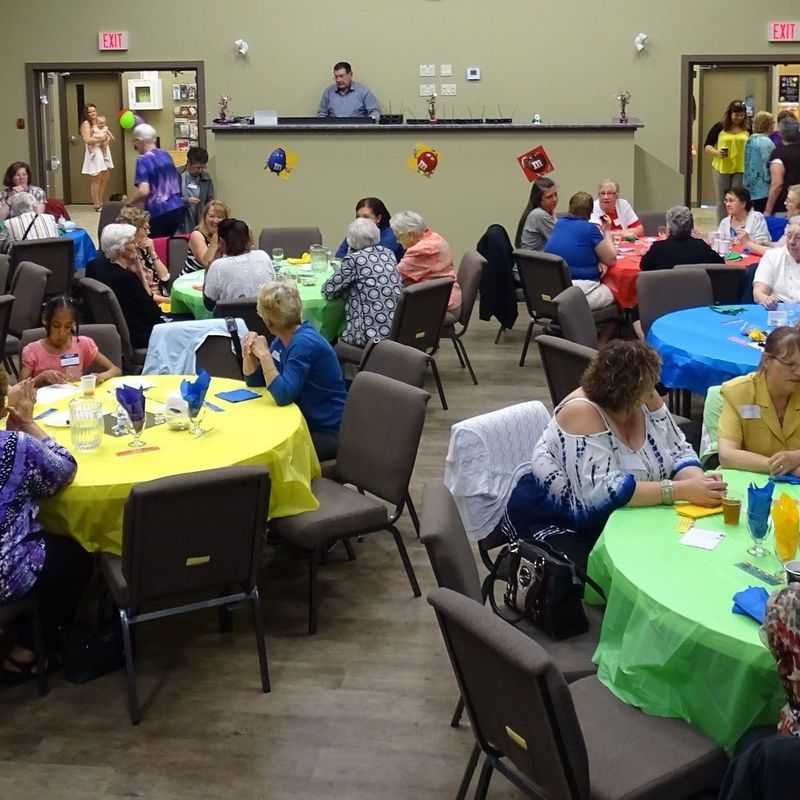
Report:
779,75,800,104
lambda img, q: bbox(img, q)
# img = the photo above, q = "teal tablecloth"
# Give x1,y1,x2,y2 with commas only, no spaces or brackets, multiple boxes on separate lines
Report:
587,469,786,751
169,271,346,341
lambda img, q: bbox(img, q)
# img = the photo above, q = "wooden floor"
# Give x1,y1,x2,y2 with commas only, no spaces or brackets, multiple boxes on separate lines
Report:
1,309,548,799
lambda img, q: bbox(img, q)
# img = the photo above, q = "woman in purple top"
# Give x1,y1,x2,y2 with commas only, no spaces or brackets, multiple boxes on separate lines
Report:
128,123,185,237
0,371,90,681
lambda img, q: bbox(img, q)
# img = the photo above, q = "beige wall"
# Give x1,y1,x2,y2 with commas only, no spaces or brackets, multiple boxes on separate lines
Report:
4,1,800,216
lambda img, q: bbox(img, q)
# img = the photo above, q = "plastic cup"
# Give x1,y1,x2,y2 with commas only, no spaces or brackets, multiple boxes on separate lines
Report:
786,560,800,584
80,373,97,397
722,498,741,526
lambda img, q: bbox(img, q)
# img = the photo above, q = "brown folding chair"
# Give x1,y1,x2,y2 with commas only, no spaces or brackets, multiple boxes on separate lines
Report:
257,227,322,258
100,466,271,724
0,591,48,697
9,238,75,298
20,323,122,372
553,286,599,348
637,269,713,337
167,236,190,284
195,335,244,379
674,263,744,305
98,201,123,242
4,261,50,376
213,299,270,339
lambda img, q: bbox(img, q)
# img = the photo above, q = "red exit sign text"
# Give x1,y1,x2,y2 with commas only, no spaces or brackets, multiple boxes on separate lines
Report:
98,31,129,51
769,21,800,42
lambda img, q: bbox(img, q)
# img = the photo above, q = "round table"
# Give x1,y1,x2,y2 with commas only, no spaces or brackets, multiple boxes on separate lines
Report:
62,227,97,270
37,376,321,555
169,271,346,341
647,304,769,395
587,469,786,751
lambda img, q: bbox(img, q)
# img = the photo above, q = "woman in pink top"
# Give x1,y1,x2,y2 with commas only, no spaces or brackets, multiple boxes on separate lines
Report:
390,210,462,313
19,297,121,387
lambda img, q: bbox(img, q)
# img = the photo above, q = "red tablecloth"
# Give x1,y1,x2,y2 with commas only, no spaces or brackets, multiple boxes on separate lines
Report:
601,238,760,310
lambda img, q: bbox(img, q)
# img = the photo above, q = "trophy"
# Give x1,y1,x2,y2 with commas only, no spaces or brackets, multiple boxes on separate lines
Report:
216,96,231,123
616,91,632,124
427,93,437,122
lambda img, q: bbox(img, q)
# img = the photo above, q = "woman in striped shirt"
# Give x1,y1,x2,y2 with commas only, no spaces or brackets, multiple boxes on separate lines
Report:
182,199,229,274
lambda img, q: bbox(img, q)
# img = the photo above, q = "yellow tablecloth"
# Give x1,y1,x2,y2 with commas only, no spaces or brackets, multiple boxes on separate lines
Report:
36,376,320,555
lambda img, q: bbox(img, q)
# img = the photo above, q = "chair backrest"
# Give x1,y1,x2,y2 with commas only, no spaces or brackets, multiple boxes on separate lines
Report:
420,483,483,602
9,261,51,336
20,323,122,371
674,263,743,305
766,215,789,242
10,238,75,297
336,371,429,506
78,276,134,361
637,269,713,336
636,211,665,237
98,201,123,242
536,335,596,407
122,466,270,607
455,250,486,329
359,339,429,388
0,295,15,358
195,335,244,379
212,299,270,339
390,277,453,354
257,227,322,258
167,237,189,284
514,249,570,323
428,588,590,800
0,254,9,293
553,286,598,348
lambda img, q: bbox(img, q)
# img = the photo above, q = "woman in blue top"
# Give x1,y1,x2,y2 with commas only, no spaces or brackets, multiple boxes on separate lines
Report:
543,191,617,310
744,111,776,213
243,280,347,461
334,197,404,261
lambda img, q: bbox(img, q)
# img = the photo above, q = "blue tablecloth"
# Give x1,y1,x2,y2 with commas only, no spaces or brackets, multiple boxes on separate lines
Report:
647,305,766,395
63,228,97,270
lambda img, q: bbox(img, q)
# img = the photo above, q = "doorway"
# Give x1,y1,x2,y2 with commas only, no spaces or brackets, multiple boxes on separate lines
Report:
63,72,126,203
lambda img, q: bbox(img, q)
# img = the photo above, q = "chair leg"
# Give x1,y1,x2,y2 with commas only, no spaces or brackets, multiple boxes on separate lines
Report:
518,320,535,367
308,549,321,635
390,526,421,597
218,605,233,634
119,609,141,725
250,586,271,693
494,325,504,344
342,538,357,561
451,334,466,368
474,756,494,800
457,742,481,800
4,357,18,378
31,603,48,697
450,694,465,728
406,493,421,538
429,357,448,410
455,337,478,385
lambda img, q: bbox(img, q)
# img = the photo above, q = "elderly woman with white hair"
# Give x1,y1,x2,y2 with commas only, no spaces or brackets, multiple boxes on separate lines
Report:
640,206,724,271
390,210,461,312
322,218,402,346
590,179,644,237
753,222,800,307
243,281,347,460
86,223,163,348
127,123,184,237
0,192,59,251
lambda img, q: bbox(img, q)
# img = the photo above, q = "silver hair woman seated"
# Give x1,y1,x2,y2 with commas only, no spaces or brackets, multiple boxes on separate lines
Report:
639,205,725,271
321,217,402,347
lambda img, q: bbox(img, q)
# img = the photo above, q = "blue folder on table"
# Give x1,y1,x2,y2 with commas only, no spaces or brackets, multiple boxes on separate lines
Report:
216,389,261,403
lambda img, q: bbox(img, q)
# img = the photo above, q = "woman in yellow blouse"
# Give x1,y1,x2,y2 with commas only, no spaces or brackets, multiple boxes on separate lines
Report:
719,327,800,475
704,100,749,222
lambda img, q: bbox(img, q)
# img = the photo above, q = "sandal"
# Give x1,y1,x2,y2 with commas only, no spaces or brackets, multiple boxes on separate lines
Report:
1,654,36,687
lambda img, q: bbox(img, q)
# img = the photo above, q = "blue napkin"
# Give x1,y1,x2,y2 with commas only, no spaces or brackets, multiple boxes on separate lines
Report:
216,388,261,404
747,480,774,541
732,586,770,624
115,384,145,424
180,369,211,416
771,475,800,485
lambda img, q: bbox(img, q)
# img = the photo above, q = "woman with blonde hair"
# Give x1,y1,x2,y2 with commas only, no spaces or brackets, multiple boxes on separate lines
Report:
183,199,230,274
744,111,776,213
115,205,170,303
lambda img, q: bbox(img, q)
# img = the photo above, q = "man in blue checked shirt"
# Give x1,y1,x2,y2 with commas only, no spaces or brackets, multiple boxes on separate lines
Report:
318,61,381,120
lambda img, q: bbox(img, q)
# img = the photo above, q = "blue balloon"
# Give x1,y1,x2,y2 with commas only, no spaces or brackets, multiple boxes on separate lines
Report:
265,148,287,174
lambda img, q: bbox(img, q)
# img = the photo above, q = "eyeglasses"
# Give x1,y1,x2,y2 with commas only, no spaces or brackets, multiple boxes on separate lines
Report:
774,355,800,372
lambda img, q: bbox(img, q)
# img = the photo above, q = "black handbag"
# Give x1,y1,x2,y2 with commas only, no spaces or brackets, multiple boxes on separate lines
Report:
488,537,606,640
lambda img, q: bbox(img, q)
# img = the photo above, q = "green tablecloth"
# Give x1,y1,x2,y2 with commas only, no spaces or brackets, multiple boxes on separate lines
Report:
169,271,346,341
587,469,786,751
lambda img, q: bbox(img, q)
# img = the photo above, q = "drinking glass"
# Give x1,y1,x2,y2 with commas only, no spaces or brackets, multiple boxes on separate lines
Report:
746,511,772,558
310,244,328,274
271,248,284,266
68,398,104,452
128,414,147,449
188,405,206,438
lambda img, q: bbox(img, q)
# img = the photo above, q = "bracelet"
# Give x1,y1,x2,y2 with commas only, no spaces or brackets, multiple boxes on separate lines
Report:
660,479,674,505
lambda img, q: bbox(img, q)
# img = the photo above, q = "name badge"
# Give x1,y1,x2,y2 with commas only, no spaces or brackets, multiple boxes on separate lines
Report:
272,350,281,363
621,453,646,472
739,404,761,419
60,352,81,368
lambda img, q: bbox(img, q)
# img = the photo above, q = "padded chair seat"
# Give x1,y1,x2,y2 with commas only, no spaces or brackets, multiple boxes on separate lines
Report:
270,477,389,547
132,347,148,365
100,554,129,607
570,675,727,800
4,334,19,356
442,310,458,329
334,341,365,365
592,304,621,324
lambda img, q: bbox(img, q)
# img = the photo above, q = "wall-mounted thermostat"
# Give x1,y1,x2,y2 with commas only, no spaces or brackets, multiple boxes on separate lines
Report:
466,66,481,81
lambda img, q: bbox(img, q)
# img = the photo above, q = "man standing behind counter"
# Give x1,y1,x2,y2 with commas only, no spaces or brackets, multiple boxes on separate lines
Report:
318,62,381,119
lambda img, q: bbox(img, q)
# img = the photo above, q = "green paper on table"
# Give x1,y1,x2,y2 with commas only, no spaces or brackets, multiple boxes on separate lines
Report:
216,388,261,403
624,234,637,242
725,251,743,261
710,305,744,315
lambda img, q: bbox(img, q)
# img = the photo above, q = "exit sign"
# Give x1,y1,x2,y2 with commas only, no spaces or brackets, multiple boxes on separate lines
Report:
98,31,129,51
769,21,800,42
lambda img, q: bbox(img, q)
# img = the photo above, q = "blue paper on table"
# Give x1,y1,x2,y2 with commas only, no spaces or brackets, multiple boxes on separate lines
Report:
180,369,211,415
115,385,145,423
747,480,775,540
731,586,770,624
771,474,800,485
215,389,261,404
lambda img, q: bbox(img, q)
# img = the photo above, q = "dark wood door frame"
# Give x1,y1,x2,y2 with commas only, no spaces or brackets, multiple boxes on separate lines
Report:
25,60,206,192
680,53,800,206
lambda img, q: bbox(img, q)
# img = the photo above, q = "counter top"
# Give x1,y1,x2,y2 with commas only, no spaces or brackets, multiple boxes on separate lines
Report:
207,120,644,134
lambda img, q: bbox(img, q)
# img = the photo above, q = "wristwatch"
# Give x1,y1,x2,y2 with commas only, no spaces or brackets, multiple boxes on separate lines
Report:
660,479,674,505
